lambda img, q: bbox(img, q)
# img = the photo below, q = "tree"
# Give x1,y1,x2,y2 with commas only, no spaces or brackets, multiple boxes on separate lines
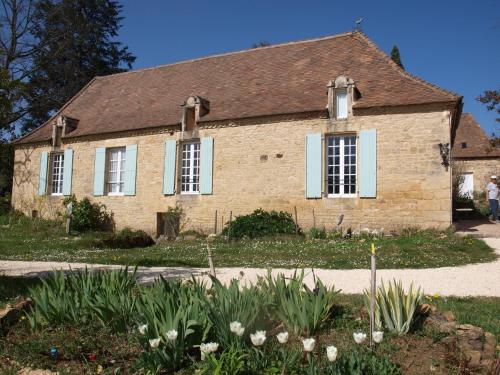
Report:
0,141,13,195
251,41,271,49
477,89,500,123
24,0,135,132
0,0,36,135
390,45,404,69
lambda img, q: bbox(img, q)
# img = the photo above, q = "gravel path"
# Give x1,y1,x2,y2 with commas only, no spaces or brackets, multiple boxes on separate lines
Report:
1,238,499,297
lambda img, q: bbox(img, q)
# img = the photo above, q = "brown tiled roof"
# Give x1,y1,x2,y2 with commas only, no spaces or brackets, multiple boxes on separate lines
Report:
452,113,500,158
16,31,461,144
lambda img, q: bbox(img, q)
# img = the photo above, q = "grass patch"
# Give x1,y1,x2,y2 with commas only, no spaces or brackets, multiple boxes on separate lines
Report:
0,212,496,269
426,296,500,340
0,276,41,309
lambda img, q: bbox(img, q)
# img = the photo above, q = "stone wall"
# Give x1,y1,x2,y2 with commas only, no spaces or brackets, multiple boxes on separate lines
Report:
453,158,500,194
12,107,453,235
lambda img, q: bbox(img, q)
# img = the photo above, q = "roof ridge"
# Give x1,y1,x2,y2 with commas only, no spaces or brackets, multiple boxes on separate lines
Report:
96,31,356,79
353,31,461,101
12,77,99,144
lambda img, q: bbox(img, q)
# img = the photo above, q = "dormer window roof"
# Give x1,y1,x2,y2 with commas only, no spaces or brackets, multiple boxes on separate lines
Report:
181,95,210,133
327,75,355,120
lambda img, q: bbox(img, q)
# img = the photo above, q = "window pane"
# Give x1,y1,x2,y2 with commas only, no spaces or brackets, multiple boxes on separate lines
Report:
336,90,348,119
51,153,64,194
326,135,357,196
107,147,125,193
181,142,201,193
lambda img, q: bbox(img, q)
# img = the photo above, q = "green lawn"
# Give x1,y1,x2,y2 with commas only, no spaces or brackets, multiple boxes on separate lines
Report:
0,213,496,269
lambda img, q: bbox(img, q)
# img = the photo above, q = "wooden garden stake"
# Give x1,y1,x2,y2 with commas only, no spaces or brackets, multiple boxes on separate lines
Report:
370,243,377,348
65,202,73,235
228,211,233,239
294,206,299,234
214,210,218,234
206,243,216,277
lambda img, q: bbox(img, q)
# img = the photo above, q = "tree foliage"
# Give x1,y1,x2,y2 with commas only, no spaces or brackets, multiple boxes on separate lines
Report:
477,89,500,123
0,141,13,194
390,45,404,70
251,41,271,49
0,0,36,135
23,0,135,132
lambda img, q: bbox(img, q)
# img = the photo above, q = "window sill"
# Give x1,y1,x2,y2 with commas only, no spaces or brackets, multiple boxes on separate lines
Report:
327,194,357,199
180,192,200,195
50,193,63,197
107,192,124,197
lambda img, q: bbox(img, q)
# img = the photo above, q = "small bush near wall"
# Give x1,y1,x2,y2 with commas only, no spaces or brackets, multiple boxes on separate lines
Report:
63,195,113,232
222,209,300,238
99,228,154,249
0,194,11,215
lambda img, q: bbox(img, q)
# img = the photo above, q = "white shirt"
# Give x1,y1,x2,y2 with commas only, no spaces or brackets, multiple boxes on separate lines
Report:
487,182,499,200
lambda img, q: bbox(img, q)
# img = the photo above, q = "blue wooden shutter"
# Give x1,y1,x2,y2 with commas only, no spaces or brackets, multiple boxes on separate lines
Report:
38,151,48,196
93,147,106,196
305,133,322,198
62,149,73,196
163,140,177,195
359,129,377,198
124,144,137,196
200,137,214,195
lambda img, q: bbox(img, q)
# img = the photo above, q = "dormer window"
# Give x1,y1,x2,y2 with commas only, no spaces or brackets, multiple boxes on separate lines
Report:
181,95,210,136
336,89,348,119
327,75,355,120
461,142,467,149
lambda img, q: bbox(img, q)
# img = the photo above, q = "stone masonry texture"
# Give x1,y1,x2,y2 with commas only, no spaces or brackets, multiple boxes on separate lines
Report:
12,107,453,235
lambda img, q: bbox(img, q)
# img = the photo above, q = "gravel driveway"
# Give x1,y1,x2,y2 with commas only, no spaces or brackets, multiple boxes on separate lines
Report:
1,238,499,297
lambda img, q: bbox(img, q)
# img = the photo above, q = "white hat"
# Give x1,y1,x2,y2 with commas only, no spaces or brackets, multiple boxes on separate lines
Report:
492,175,498,179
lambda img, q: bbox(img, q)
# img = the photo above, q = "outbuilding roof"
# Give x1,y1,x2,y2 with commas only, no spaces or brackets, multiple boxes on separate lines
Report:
16,31,461,144
452,113,500,158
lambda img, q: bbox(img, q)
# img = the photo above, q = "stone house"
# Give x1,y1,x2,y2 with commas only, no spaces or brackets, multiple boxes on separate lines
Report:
451,113,500,198
12,31,463,235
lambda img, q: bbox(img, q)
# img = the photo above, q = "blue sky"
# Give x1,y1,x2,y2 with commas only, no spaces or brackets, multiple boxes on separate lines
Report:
119,0,500,135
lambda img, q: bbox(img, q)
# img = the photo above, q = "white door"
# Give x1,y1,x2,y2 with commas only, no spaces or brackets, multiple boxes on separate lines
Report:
459,173,474,198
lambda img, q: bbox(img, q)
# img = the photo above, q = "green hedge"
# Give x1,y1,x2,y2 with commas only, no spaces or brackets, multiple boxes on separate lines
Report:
222,209,300,238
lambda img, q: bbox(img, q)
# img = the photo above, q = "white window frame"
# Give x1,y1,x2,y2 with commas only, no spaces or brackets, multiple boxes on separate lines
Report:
326,135,357,198
336,89,348,119
107,147,126,196
51,152,64,196
181,142,200,194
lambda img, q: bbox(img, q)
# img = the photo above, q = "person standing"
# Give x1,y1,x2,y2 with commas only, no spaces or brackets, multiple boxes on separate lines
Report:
487,176,499,223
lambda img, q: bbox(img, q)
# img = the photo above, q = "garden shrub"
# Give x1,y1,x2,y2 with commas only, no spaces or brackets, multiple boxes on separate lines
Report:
63,194,113,232
309,227,327,239
136,277,211,372
364,279,423,335
222,209,300,238
327,349,401,374
260,270,338,336
100,227,155,249
28,268,138,332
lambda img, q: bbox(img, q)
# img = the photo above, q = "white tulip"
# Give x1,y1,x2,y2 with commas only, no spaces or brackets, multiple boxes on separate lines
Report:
353,332,367,344
230,321,242,333
138,324,147,335
166,329,178,341
276,332,289,344
302,338,315,352
236,326,245,337
372,331,384,344
250,330,267,346
326,346,338,362
149,338,160,349
200,342,219,360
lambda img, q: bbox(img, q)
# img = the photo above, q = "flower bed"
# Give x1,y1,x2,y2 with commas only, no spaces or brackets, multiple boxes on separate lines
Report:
0,269,497,374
